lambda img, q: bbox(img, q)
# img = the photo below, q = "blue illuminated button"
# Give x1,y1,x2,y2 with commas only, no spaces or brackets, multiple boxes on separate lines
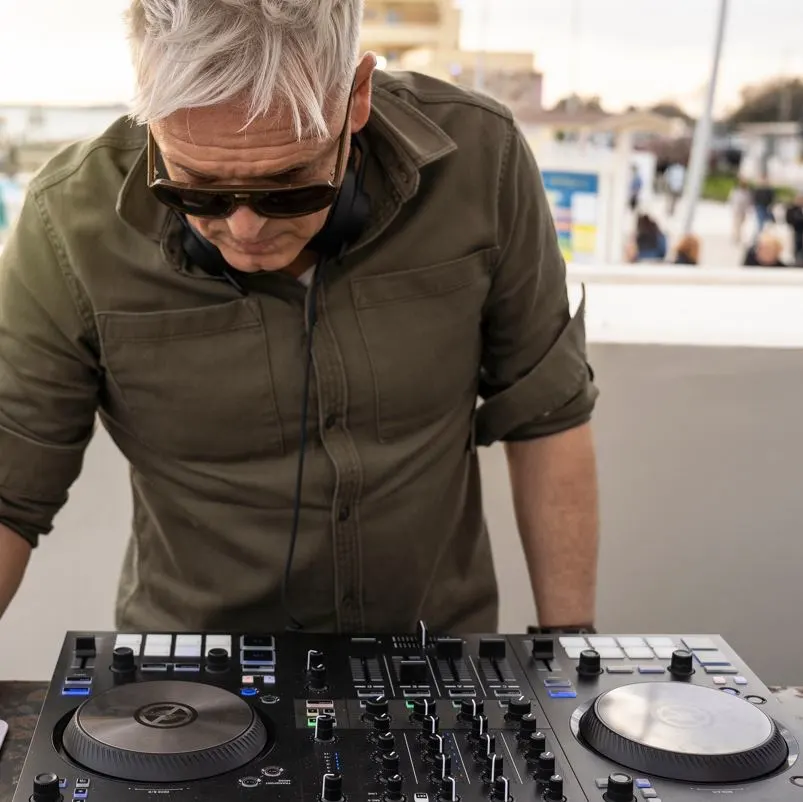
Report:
61,687,90,697
59,780,68,789
73,791,88,800
240,687,259,697
734,676,748,685
548,690,577,699
544,678,573,688
635,779,651,788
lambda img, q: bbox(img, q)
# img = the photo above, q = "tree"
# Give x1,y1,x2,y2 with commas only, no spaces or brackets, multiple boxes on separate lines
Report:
727,78,803,126
551,94,605,114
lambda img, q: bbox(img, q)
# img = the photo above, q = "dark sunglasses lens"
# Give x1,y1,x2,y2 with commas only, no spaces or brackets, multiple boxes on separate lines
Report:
252,186,336,218
152,185,233,218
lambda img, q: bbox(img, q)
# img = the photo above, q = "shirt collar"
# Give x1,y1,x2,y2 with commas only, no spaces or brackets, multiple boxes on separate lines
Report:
116,70,458,242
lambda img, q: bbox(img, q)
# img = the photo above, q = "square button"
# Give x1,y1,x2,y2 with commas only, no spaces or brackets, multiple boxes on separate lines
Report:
544,679,573,688
712,676,727,685
559,637,588,648
705,665,738,674
693,650,730,666
597,647,625,659
641,790,658,799
734,676,748,686
682,636,717,651
646,637,674,648
607,666,635,674
548,690,577,699
638,665,666,675
625,647,654,660
564,647,584,659
595,779,609,789
588,637,617,648
653,646,676,660
635,779,652,788
618,637,647,648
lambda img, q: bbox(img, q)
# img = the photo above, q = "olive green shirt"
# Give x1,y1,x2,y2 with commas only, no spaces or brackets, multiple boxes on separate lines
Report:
0,71,597,633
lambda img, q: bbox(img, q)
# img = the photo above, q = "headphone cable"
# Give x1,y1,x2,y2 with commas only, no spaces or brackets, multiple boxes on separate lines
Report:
281,256,328,631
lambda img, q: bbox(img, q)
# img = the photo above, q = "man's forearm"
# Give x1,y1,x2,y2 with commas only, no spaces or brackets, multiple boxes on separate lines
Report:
0,522,32,617
505,423,599,628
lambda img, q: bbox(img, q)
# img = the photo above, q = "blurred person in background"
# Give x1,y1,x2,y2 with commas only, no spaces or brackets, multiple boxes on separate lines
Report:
626,214,667,263
752,176,777,232
743,231,788,268
628,164,643,212
784,193,803,266
663,161,686,217
672,234,700,266
728,178,751,245
0,0,600,636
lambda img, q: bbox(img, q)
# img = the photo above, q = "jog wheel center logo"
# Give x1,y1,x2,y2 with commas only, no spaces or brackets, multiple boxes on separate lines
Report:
135,702,198,729
655,703,713,730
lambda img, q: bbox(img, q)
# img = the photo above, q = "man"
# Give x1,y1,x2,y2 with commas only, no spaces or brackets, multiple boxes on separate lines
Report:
663,161,686,217
0,0,599,635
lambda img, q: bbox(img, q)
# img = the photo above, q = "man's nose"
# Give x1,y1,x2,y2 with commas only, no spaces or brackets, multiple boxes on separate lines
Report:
226,206,266,242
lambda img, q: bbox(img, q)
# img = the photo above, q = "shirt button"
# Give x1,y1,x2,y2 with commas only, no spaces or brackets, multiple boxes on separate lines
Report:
338,506,351,522
325,414,337,430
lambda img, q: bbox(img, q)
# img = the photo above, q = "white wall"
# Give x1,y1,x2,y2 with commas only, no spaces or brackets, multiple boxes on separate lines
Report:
3,267,803,685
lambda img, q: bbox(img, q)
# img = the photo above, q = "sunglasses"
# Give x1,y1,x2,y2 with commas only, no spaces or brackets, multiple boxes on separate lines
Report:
146,91,354,220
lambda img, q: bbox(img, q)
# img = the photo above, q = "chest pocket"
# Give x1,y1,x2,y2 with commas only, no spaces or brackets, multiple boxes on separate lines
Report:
351,250,492,442
97,298,284,461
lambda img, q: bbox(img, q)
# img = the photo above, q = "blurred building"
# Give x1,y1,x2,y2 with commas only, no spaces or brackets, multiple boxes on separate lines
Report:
362,0,542,115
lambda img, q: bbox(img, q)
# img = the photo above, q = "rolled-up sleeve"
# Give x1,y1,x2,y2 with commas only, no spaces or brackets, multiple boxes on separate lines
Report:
0,189,99,545
474,121,598,447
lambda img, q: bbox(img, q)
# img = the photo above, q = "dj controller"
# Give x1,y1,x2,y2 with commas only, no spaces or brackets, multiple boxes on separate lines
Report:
12,626,803,802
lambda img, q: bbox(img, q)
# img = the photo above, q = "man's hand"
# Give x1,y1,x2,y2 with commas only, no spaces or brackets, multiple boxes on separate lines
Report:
504,423,599,628
0,523,32,618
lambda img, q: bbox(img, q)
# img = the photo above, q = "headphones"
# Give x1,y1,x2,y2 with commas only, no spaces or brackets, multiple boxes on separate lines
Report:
179,133,372,283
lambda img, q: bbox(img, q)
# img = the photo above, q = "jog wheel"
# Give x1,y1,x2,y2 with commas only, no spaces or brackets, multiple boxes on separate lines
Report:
62,681,269,782
577,682,789,783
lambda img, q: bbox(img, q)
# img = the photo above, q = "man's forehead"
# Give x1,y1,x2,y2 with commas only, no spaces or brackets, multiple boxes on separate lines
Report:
156,95,340,144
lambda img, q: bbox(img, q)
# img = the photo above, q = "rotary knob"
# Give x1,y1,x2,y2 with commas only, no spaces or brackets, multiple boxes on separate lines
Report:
314,714,336,742
577,649,602,677
506,696,531,720
433,753,452,780
426,733,445,756
438,776,459,802
484,754,504,784
381,751,401,777
206,647,229,672
535,751,556,783
604,773,635,802
517,712,538,740
669,649,695,679
32,773,61,802
460,698,484,719
376,732,396,754
475,733,496,759
471,714,489,739
544,774,565,802
321,773,344,802
373,713,392,735
308,663,328,690
526,732,548,761
384,775,404,802
492,776,512,802
411,699,437,721
365,695,390,718
111,646,135,675
421,714,440,736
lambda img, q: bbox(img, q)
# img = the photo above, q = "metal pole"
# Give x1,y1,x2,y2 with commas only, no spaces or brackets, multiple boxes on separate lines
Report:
681,0,729,237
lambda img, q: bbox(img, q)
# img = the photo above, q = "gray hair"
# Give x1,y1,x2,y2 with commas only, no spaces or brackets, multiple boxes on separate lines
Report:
126,0,364,139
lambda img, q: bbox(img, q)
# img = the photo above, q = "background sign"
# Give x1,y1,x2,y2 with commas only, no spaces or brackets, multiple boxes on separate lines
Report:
542,170,600,264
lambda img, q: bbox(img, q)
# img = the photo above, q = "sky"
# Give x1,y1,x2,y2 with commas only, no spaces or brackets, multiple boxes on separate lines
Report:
0,0,801,115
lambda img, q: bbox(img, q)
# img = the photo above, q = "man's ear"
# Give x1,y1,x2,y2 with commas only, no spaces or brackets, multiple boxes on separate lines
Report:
350,52,378,134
